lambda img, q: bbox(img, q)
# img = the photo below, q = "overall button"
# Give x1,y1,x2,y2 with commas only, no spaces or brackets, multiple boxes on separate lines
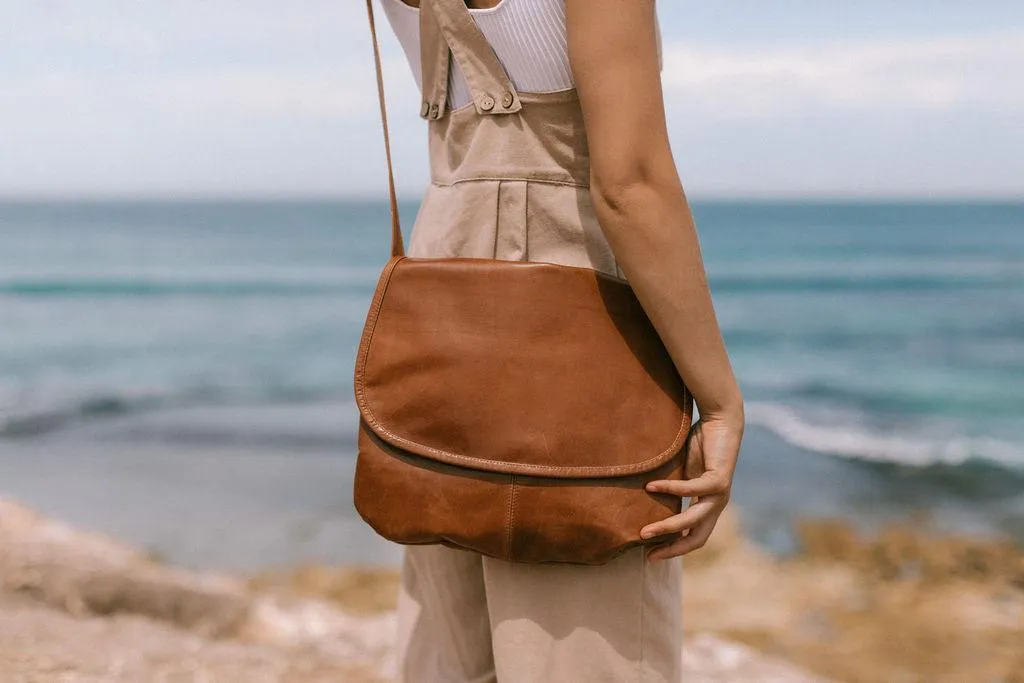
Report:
501,92,514,109
479,95,495,111
429,103,440,119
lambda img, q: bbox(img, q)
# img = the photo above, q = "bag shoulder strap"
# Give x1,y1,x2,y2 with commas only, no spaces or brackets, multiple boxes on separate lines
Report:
365,0,404,259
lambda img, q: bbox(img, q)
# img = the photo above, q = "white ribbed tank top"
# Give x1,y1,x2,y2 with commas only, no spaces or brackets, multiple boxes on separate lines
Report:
380,0,573,108
381,0,661,110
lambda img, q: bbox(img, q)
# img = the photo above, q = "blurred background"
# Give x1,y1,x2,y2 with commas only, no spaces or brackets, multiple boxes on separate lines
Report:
1,2,1022,681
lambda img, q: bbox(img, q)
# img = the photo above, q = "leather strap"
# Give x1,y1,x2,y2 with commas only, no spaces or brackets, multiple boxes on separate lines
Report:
365,0,405,258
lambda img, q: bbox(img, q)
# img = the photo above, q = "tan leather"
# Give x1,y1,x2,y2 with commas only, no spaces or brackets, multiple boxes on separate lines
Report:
355,0,693,565
355,257,690,477
355,422,683,565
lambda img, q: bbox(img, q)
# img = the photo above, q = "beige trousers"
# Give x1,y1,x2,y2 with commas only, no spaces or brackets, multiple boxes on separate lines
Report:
395,545,682,682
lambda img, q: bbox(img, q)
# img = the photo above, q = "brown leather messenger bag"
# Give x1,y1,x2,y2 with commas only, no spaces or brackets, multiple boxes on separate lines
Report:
352,0,694,565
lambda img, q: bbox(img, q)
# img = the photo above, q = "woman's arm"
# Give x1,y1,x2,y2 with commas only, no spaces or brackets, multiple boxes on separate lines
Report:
567,0,744,559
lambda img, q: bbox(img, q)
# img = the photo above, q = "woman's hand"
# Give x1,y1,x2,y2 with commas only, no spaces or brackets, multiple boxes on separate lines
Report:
640,407,744,560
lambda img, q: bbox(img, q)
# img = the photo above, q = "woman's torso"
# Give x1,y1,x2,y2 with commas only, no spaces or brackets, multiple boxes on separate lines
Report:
380,0,630,278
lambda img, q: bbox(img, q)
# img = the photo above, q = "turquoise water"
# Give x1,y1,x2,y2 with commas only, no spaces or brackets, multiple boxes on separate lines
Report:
695,202,1024,470
3,200,1021,465
0,199,1022,563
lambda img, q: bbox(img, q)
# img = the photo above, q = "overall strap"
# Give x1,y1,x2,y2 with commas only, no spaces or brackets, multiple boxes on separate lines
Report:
365,0,404,258
423,0,522,117
419,2,450,120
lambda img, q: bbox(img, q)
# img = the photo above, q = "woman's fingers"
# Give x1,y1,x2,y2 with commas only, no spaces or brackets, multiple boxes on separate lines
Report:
641,414,742,558
640,497,716,539
647,509,720,560
646,472,730,498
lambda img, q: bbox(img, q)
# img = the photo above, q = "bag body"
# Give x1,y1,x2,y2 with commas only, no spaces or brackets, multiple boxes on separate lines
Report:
354,0,693,565
354,256,692,564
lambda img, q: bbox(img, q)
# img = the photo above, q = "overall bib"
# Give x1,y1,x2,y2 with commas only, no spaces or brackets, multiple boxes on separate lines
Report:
394,1,683,681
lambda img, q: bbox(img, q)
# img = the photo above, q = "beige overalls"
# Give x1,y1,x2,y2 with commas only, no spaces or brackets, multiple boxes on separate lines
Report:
395,1,683,681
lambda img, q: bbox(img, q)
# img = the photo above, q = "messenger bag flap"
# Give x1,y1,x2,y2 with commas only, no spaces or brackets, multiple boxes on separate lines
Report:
354,256,692,479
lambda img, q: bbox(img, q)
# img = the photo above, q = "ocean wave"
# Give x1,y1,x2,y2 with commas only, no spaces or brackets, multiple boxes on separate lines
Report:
0,385,343,439
746,401,1023,470
709,272,1021,295
0,393,166,437
7,388,1022,476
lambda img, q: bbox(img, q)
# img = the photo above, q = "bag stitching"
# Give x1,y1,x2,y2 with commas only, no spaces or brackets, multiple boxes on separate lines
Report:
506,474,518,561
353,256,404,410
362,399,689,477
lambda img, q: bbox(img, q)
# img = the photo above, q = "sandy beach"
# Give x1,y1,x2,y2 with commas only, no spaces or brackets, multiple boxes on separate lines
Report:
1,497,1020,683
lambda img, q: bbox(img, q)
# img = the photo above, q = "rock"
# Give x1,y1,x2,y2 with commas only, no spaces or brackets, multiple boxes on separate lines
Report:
0,497,835,682
0,498,250,637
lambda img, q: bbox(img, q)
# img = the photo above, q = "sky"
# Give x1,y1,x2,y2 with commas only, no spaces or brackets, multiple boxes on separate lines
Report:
1,1,1022,200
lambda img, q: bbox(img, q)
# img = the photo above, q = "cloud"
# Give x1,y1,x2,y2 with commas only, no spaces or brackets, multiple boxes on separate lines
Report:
1,3,1020,198
660,32,1024,117
0,1,413,133
3,2,381,109
3,1,366,55
0,69,372,135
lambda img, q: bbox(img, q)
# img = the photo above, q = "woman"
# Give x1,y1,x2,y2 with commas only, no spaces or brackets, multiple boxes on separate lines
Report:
376,0,744,680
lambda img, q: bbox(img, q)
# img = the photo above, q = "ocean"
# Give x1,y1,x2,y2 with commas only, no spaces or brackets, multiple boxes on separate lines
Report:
1,199,1022,569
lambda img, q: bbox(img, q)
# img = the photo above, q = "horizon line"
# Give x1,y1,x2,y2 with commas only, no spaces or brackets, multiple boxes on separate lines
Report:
2,193,1023,205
